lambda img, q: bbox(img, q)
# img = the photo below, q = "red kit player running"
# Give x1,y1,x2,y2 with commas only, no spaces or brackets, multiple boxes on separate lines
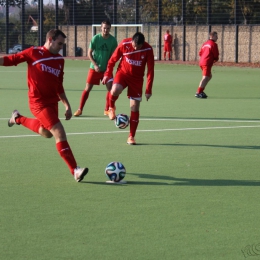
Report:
195,31,219,98
102,32,154,145
0,29,88,182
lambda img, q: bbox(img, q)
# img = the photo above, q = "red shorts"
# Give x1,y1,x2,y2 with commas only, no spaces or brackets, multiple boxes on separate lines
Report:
114,71,143,99
164,44,172,52
87,69,113,85
200,65,212,77
30,103,60,130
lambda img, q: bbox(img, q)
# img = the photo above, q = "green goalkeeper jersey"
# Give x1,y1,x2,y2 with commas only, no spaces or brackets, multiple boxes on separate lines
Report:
89,34,118,72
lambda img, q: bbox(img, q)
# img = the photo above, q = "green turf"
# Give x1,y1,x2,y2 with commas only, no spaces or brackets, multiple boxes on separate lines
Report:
0,60,260,259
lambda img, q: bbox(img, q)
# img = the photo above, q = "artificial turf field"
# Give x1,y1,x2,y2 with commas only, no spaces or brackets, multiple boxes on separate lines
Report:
0,60,260,259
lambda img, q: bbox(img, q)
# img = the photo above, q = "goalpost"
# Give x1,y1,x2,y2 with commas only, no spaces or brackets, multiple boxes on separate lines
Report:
91,24,143,42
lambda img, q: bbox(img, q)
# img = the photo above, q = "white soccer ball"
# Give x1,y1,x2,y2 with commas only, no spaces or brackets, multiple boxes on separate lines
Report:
105,162,126,182
115,114,129,129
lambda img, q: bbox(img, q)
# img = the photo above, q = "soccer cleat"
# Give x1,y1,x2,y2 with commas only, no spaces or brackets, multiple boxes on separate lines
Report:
74,109,82,117
74,167,89,182
202,92,208,98
104,110,109,116
108,107,116,120
8,110,20,127
127,136,136,145
195,92,208,99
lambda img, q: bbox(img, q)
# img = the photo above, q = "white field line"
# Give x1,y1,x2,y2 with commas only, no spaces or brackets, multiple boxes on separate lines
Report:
0,124,260,139
1,117,260,123
70,118,260,123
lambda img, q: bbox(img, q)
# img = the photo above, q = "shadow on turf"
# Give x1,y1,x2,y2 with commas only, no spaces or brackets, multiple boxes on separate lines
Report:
83,173,260,186
129,173,260,186
143,143,260,150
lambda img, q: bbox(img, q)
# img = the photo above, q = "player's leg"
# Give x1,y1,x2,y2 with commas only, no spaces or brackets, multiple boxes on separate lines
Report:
108,72,126,120
126,78,143,145
104,78,113,116
74,69,102,116
195,66,212,98
127,98,140,145
40,105,88,181
8,110,52,138
50,121,88,182
44,106,88,181
74,83,93,116
108,83,123,120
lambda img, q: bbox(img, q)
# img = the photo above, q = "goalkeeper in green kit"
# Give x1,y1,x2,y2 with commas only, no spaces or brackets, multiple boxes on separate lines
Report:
74,20,118,117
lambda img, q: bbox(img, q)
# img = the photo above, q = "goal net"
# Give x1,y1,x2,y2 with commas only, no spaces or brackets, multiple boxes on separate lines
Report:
91,24,143,43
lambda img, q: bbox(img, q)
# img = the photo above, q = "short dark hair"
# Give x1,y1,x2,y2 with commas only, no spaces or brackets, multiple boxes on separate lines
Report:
209,31,217,37
101,20,111,27
46,29,66,41
132,32,145,45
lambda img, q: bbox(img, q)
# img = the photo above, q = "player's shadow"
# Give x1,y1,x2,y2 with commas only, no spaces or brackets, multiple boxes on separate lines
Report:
137,143,260,150
128,173,260,186
83,173,260,186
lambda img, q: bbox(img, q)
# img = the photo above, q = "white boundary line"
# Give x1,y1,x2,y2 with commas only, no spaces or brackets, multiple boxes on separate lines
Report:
1,117,260,123
0,125,260,139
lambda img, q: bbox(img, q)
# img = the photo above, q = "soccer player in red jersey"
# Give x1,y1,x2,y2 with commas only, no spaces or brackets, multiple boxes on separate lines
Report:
195,31,219,99
0,29,88,182
163,30,172,61
102,32,155,145
74,20,117,117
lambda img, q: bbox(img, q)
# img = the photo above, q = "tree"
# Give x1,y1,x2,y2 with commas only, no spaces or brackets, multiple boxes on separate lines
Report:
58,0,113,25
0,0,28,7
235,0,260,24
139,0,158,23
162,0,182,24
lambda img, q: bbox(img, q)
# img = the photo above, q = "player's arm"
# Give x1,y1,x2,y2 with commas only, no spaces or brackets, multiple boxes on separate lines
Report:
88,47,100,72
213,45,219,63
145,49,155,101
102,44,122,84
0,48,30,67
199,47,202,57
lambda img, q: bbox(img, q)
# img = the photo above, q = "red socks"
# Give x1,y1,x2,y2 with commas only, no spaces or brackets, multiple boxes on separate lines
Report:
15,116,40,134
79,90,89,111
56,141,77,174
129,111,139,137
108,92,119,108
105,91,110,111
197,87,204,94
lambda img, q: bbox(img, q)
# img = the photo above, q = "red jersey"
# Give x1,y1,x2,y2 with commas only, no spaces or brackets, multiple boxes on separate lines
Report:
3,46,65,109
199,39,219,66
104,38,154,94
164,33,172,45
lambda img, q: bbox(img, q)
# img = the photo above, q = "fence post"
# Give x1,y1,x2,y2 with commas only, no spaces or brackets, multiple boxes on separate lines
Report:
158,0,162,60
5,1,9,54
235,25,239,63
182,0,186,61
55,0,59,29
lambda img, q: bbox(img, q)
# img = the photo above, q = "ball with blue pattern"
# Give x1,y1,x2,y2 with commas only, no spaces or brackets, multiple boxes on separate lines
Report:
115,114,129,129
105,162,126,182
